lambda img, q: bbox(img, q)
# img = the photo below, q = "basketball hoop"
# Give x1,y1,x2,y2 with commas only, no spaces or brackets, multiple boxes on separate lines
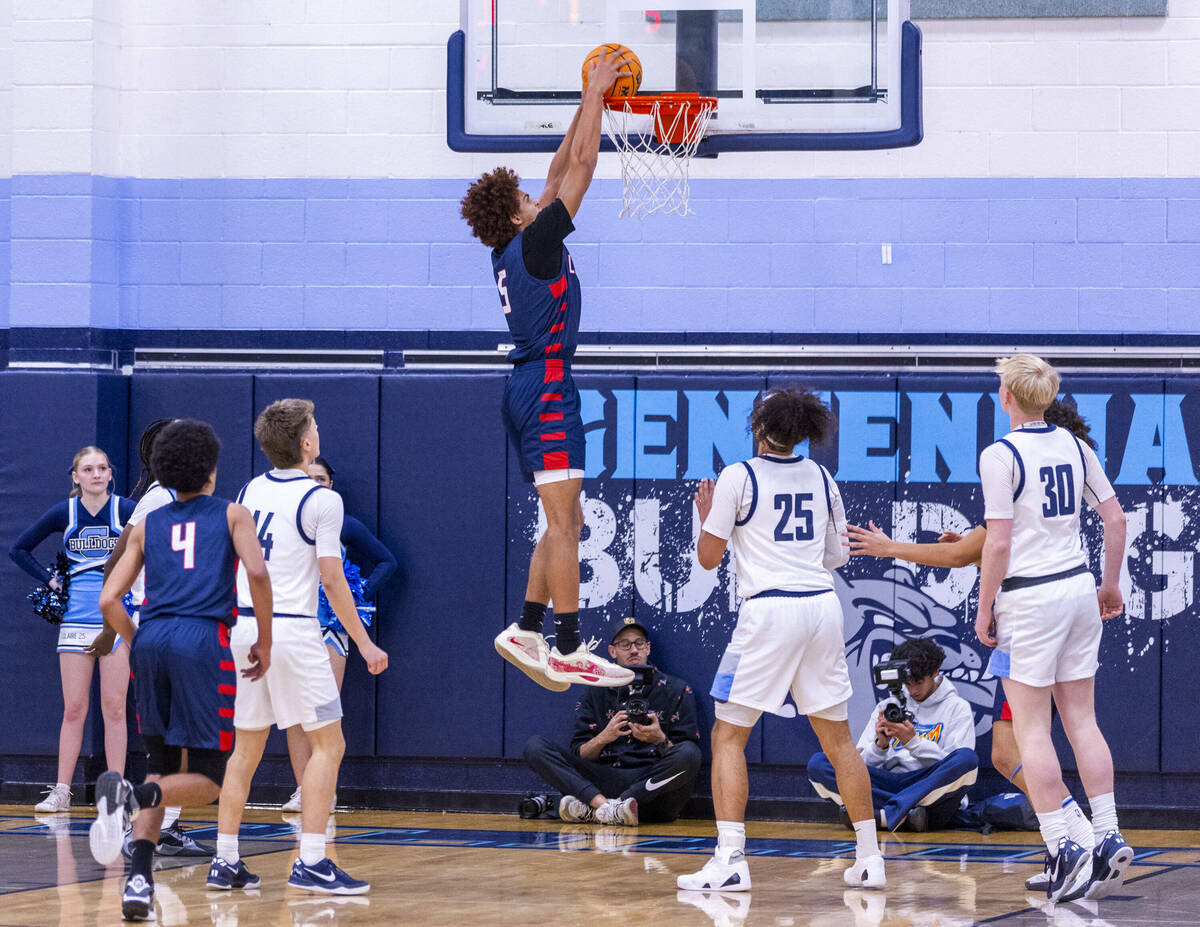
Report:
603,93,717,219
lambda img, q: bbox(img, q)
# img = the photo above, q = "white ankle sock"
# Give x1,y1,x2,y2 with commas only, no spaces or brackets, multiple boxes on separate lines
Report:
852,819,879,859
1037,807,1069,856
716,820,746,852
216,833,239,864
162,806,181,829
1088,792,1118,839
1062,797,1094,852
300,832,326,866
55,782,69,791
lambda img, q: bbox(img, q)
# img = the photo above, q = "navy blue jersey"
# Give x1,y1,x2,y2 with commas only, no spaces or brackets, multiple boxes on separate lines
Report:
492,199,582,366
141,495,238,626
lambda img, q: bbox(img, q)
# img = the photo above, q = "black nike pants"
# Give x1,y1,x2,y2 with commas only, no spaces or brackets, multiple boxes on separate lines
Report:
523,735,701,823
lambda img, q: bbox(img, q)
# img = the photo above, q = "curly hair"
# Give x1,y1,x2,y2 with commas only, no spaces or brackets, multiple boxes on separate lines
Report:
461,166,522,251
151,419,222,494
1044,398,1096,450
131,418,175,499
750,386,834,451
890,637,946,680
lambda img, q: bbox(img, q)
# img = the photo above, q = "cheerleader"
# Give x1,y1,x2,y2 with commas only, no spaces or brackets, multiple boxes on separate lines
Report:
9,446,136,812
280,455,398,813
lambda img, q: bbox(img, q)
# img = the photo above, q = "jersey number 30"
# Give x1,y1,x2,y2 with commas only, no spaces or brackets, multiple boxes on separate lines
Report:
774,493,815,541
1040,464,1076,517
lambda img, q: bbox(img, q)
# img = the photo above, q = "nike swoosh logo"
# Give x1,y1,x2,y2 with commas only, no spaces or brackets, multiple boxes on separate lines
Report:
308,867,338,882
645,771,685,792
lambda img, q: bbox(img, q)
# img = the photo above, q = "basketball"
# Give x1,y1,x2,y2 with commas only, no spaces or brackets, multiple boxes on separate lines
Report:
581,43,642,98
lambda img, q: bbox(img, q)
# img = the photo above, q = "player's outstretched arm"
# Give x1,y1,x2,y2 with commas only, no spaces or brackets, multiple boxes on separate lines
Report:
1093,495,1126,620
228,503,272,679
98,521,144,643
539,106,584,209
319,556,388,675
846,522,985,569
557,48,631,218
693,478,728,570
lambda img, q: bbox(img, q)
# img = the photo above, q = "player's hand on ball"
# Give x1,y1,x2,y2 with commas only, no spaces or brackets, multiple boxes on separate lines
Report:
244,640,270,680
1097,582,1123,620
362,641,388,674
694,478,715,522
974,608,997,647
586,48,632,98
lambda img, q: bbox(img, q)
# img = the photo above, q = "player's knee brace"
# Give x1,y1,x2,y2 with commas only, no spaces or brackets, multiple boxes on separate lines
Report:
144,735,183,777
186,748,229,787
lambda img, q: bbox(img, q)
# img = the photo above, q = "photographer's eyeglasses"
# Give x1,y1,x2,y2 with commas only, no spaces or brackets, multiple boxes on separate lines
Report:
612,638,649,652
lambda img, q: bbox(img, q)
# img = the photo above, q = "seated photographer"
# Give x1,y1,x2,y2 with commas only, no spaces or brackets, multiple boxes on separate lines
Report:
523,618,701,827
807,637,978,832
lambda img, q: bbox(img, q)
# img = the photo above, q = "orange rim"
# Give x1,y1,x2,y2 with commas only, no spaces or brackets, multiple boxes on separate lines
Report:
604,92,717,146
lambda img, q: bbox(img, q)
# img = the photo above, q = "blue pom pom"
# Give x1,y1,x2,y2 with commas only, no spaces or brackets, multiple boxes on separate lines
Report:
318,556,375,634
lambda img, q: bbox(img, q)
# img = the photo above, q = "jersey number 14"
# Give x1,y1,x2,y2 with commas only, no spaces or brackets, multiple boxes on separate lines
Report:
251,510,275,561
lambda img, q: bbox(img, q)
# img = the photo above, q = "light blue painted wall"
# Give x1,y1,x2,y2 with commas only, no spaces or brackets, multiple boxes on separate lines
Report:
6,175,1200,333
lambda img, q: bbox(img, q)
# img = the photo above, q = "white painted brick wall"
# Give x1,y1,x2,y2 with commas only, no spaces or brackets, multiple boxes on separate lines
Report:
4,4,1200,178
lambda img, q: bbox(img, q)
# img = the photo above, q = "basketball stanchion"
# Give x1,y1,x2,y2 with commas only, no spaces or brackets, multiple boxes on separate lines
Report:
603,92,717,219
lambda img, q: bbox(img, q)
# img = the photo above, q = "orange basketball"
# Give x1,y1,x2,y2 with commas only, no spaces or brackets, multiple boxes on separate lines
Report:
581,43,642,98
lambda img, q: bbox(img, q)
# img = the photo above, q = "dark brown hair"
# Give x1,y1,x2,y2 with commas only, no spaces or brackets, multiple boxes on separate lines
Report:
751,386,834,451
1045,398,1096,449
254,398,315,469
461,167,522,251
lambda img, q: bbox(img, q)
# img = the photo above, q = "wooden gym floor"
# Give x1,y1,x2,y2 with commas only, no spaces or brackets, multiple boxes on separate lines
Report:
1,805,1197,926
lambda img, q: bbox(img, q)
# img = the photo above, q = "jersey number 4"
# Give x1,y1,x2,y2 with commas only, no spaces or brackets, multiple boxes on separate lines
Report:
170,522,196,570
773,493,815,541
1040,464,1076,517
251,510,275,561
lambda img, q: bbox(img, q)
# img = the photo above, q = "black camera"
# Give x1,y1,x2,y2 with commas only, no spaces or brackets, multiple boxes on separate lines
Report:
872,659,915,724
518,793,552,819
620,665,655,726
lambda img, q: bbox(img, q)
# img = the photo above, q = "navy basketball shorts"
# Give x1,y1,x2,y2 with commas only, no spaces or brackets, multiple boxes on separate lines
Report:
131,617,236,753
502,362,585,481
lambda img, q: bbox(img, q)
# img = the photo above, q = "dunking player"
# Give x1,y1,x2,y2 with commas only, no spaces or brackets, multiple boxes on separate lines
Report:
460,49,633,690
89,420,273,921
978,354,1132,902
678,388,885,892
209,399,387,896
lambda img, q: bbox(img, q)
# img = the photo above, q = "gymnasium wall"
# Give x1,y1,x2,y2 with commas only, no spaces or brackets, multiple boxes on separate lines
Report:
2,369,1199,807
1,2,1200,338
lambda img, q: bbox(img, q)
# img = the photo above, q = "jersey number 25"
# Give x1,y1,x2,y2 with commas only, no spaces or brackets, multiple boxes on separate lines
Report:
773,493,815,541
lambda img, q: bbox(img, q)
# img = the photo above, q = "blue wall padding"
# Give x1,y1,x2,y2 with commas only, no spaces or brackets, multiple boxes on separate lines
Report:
0,373,129,755
1,368,1196,794
375,375,508,758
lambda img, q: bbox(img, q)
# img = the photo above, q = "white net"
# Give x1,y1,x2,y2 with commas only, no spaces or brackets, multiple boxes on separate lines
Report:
602,95,716,219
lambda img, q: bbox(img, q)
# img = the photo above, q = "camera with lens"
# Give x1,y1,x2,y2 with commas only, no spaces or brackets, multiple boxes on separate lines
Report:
518,793,552,819
872,659,915,724
620,665,655,726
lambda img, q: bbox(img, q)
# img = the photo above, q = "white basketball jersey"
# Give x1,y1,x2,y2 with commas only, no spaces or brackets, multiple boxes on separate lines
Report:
128,482,175,606
236,470,340,618
980,423,1115,579
703,455,847,599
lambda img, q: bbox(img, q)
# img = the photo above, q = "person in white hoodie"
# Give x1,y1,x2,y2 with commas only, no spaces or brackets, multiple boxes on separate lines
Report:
808,637,978,832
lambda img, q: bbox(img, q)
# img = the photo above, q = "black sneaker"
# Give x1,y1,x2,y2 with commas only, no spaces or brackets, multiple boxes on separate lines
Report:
157,822,212,857
121,873,155,921
90,771,139,865
904,806,929,832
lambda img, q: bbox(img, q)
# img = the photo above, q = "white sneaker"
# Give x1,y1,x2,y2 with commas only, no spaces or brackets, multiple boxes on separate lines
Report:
844,853,886,888
90,771,139,865
545,640,635,688
282,787,303,813
677,847,751,892
558,795,595,824
35,784,72,812
494,623,569,692
595,797,638,827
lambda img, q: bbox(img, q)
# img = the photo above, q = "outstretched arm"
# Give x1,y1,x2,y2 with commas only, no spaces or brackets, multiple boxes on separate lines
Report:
538,107,584,209
846,522,986,569
556,49,630,218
